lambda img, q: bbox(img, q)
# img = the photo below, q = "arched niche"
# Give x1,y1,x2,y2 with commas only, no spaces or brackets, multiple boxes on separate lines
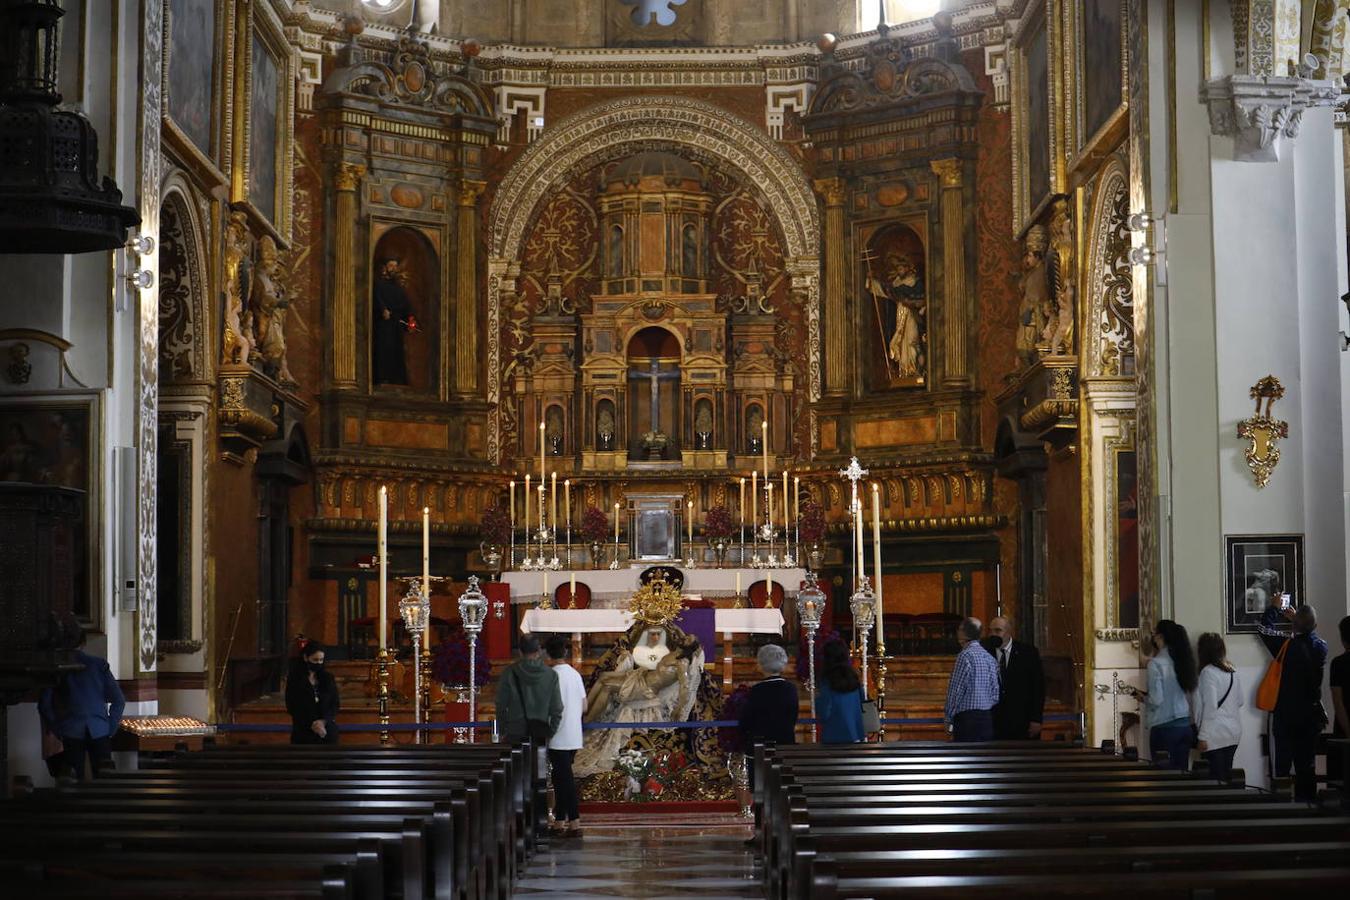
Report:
745,403,765,455
370,226,440,394
595,398,617,451
626,326,681,459
861,222,928,391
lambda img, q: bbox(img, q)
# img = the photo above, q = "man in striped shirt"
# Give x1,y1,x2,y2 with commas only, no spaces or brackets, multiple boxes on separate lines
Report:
944,617,1001,742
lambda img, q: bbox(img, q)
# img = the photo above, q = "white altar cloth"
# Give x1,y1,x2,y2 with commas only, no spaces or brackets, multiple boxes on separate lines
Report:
520,607,784,636
502,566,807,606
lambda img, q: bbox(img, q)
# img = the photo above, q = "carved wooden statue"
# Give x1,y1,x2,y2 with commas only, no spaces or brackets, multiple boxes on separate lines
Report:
221,209,254,366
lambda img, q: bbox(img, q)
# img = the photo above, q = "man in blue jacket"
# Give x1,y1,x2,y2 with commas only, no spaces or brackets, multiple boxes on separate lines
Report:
1259,602,1328,803
38,629,126,779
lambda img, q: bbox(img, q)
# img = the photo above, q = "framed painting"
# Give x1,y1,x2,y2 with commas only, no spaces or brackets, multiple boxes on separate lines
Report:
0,396,101,626
162,0,230,184
1010,0,1060,235
1069,0,1128,171
1224,534,1304,634
859,219,928,392
235,0,294,243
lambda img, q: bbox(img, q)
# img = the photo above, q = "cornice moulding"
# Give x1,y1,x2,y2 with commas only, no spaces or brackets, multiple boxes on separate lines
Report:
1200,75,1342,162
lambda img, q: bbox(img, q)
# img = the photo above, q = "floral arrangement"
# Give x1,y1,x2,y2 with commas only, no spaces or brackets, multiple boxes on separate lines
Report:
704,505,735,541
615,748,690,800
798,500,826,545
480,503,512,547
718,684,752,754
580,505,609,543
431,624,491,688
796,628,842,684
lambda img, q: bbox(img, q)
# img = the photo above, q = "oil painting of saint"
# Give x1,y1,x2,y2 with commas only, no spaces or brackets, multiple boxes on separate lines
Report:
863,224,927,388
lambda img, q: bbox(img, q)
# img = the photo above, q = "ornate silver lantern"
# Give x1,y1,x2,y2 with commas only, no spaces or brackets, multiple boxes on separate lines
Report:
850,575,877,712
797,575,824,740
457,576,488,740
399,582,431,742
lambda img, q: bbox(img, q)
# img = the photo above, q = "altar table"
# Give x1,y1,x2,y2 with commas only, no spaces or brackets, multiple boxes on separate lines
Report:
502,566,808,606
520,606,784,635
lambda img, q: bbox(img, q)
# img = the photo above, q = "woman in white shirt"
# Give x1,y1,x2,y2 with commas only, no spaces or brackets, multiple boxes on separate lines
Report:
1194,632,1243,782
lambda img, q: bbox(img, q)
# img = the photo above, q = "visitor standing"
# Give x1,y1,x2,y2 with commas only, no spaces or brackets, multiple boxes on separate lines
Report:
1329,616,1350,785
988,616,1046,741
496,634,563,745
38,624,125,778
944,618,1000,743
1260,604,1329,802
544,635,585,838
1144,619,1197,771
285,640,340,745
816,640,864,744
1194,632,1243,782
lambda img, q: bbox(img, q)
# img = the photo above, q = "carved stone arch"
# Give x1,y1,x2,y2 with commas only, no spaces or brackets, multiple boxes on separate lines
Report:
1083,157,1133,379
485,96,821,462
158,181,212,383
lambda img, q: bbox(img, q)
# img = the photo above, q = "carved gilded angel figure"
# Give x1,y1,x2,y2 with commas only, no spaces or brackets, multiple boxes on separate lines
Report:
252,235,295,385
221,209,254,366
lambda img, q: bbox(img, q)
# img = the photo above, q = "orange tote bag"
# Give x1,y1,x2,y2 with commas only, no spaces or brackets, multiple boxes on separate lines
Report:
1254,639,1288,712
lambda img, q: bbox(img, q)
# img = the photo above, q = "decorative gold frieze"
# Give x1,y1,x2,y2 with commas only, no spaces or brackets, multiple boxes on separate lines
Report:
1236,375,1288,488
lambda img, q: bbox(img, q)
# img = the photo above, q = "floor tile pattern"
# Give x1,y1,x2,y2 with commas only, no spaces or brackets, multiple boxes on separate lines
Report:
514,823,761,899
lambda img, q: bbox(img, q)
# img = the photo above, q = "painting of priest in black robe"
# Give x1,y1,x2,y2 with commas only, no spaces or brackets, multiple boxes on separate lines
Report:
863,224,927,388
372,258,414,386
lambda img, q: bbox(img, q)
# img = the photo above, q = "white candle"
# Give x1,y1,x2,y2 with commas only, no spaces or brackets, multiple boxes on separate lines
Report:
570,572,576,603
765,570,772,608
782,471,789,531
739,477,745,527
543,570,549,604
793,476,800,530
524,474,531,535
614,502,621,543
767,483,774,530
855,492,865,581
422,506,430,598
538,484,545,528
872,482,884,642
751,470,758,527
378,485,388,648
761,419,769,479
509,480,516,530
551,472,557,530
565,479,571,528
539,422,546,483
735,571,741,594
687,500,694,545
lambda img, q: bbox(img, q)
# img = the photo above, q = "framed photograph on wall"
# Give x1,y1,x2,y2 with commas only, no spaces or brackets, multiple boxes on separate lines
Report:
0,396,101,626
235,0,294,243
1224,534,1304,634
162,0,231,183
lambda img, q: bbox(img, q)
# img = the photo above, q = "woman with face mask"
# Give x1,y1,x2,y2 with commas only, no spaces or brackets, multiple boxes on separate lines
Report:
285,640,341,744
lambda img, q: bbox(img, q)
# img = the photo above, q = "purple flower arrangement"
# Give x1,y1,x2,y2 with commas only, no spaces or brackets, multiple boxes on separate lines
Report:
718,683,752,753
431,623,491,688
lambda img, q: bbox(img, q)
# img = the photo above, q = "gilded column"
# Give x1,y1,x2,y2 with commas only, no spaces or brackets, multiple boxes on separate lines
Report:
813,178,847,394
456,181,486,394
332,163,365,388
931,158,969,386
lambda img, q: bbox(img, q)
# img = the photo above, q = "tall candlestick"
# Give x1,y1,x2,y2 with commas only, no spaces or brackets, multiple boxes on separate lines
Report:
761,419,769,479
872,482,884,639
539,421,546,483
614,502,620,543
510,480,516,527
739,477,745,523
422,506,430,598
782,471,789,531
378,485,388,648
687,500,694,546
551,472,557,531
524,474,531,537
565,479,571,527
793,475,800,554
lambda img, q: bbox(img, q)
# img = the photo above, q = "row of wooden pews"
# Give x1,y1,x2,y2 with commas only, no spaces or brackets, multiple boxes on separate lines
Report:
0,740,547,900
753,741,1350,900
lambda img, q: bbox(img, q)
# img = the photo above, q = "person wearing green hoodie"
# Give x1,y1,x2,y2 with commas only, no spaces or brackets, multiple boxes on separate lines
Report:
496,634,564,744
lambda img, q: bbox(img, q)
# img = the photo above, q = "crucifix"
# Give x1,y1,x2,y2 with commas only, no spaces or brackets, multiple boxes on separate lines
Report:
838,456,869,590
633,358,680,434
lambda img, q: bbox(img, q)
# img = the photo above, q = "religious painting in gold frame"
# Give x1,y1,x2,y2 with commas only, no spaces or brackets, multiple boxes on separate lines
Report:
1010,0,1062,236
1067,0,1129,177
232,0,295,245
1111,447,1140,630
161,0,232,187
0,395,102,628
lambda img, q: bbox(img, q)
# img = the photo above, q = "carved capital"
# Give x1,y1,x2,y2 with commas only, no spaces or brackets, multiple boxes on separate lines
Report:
930,157,962,188
458,180,487,207
333,163,366,192
812,177,847,207
1200,75,1340,163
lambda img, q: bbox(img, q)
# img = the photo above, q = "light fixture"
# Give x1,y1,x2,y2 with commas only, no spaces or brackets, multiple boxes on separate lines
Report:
126,269,154,290
1127,247,1155,266
127,234,155,257
1126,213,1154,233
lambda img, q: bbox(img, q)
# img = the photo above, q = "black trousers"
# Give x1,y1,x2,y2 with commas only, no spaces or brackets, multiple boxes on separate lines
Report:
1272,714,1319,802
952,709,994,743
290,720,340,745
548,748,579,822
1202,745,1238,782
60,735,112,779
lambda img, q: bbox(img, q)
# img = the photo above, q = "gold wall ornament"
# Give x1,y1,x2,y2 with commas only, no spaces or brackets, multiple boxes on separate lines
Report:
628,572,685,627
1236,375,1288,488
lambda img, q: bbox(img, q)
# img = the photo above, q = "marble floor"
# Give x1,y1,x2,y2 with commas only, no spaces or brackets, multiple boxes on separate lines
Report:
513,821,762,899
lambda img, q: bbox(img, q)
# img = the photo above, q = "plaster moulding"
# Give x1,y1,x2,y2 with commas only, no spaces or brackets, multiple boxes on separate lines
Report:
1200,74,1341,162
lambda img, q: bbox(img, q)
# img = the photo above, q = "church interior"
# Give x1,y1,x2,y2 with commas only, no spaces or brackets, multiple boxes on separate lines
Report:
3,0,1350,896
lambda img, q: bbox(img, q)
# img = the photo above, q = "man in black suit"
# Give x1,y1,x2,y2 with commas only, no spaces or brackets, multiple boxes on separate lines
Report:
988,616,1045,740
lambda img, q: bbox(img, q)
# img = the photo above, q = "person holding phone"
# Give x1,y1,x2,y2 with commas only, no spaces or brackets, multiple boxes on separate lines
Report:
1259,600,1328,803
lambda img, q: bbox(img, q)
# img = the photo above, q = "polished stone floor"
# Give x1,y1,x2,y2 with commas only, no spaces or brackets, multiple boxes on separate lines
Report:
514,822,761,898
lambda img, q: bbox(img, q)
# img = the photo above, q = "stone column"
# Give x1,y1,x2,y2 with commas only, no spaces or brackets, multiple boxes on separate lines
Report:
930,158,969,386
332,163,365,388
813,178,847,394
456,181,486,395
